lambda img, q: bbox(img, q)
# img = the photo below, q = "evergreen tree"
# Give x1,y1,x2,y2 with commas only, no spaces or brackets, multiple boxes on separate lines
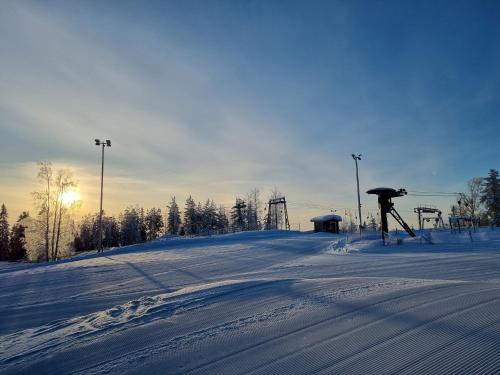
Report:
368,215,377,231
145,208,163,240
103,216,120,248
196,202,203,234
201,199,217,234
216,205,229,234
245,200,255,230
167,197,181,235
74,214,97,252
75,213,120,251
0,204,9,261
120,207,141,245
183,196,197,235
139,208,147,242
9,212,28,261
481,169,500,225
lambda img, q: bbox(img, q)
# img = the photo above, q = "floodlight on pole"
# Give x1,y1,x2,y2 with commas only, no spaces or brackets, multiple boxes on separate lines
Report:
95,138,111,252
351,154,363,235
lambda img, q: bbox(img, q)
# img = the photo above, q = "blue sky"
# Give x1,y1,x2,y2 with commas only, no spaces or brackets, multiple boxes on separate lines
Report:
1,0,499,228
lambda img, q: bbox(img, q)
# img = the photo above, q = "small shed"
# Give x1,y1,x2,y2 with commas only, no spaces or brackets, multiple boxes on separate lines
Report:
310,214,342,234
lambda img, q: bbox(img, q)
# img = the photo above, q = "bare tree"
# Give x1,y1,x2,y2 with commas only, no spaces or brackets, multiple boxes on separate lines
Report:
32,161,53,261
32,162,79,261
458,177,483,218
246,188,262,230
54,171,77,259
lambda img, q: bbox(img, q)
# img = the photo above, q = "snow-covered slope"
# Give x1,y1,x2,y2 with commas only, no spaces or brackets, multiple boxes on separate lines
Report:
1,229,500,374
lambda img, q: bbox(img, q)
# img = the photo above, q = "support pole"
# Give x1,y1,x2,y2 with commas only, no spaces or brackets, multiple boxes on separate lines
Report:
98,143,104,252
352,154,363,235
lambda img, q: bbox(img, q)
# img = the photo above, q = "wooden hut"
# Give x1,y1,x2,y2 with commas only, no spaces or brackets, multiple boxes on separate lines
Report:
310,214,342,234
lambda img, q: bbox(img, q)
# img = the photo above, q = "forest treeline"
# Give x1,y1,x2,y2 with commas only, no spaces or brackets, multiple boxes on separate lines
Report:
0,162,285,262
1,163,500,263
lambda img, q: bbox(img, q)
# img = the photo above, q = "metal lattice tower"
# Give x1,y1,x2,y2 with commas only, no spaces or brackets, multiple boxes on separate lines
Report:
232,199,247,231
266,197,290,231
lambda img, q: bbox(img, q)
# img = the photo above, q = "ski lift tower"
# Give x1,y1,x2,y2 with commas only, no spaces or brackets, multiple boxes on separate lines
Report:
266,197,290,231
414,205,445,230
367,187,416,244
232,199,247,231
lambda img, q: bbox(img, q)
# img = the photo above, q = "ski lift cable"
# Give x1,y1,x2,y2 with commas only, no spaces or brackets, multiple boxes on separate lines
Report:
407,194,458,197
407,190,459,195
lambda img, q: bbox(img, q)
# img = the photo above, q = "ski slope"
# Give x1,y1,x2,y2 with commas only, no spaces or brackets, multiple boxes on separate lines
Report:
2,229,500,374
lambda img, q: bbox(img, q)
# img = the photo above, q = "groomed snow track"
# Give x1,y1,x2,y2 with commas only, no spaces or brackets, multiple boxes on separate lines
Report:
1,230,500,374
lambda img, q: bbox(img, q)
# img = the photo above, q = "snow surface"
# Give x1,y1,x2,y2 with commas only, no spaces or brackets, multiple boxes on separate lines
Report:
2,229,500,374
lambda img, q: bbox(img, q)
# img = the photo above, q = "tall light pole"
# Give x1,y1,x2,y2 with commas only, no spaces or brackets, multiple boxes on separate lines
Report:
95,139,111,252
351,154,362,235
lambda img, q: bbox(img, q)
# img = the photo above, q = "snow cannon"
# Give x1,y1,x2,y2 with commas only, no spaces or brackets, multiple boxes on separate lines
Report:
366,187,416,243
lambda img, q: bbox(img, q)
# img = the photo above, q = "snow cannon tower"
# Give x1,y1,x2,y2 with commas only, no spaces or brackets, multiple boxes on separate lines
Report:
366,187,416,244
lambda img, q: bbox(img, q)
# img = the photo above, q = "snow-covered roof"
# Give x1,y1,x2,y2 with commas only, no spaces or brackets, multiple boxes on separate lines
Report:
310,214,342,223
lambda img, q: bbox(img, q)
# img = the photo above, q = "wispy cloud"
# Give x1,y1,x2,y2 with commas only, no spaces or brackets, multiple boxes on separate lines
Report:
1,1,499,228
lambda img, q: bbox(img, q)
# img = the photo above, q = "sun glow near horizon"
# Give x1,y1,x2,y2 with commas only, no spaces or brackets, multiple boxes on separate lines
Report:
59,191,80,206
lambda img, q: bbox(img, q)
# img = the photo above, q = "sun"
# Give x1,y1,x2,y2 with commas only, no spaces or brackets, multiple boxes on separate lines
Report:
59,191,80,206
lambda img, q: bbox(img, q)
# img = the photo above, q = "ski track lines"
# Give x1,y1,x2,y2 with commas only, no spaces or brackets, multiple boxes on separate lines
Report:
1,279,445,374
0,244,308,333
310,293,500,375
87,283,469,375
4,231,500,374
178,283,496,375
0,279,308,374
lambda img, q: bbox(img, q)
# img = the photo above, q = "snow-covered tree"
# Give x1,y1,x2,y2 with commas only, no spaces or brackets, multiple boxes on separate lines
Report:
74,214,97,252
145,208,163,240
196,202,203,234
216,205,229,234
0,204,9,261
74,213,119,251
50,169,77,260
167,197,181,235
368,214,378,231
32,162,79,260
183,196,197,235
32,161,53,261
201,199,217,234
9,212,28,261
481,169,500,225
102,216,120,248
120,207,141,245
246,188,262,231
139,208,147,242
